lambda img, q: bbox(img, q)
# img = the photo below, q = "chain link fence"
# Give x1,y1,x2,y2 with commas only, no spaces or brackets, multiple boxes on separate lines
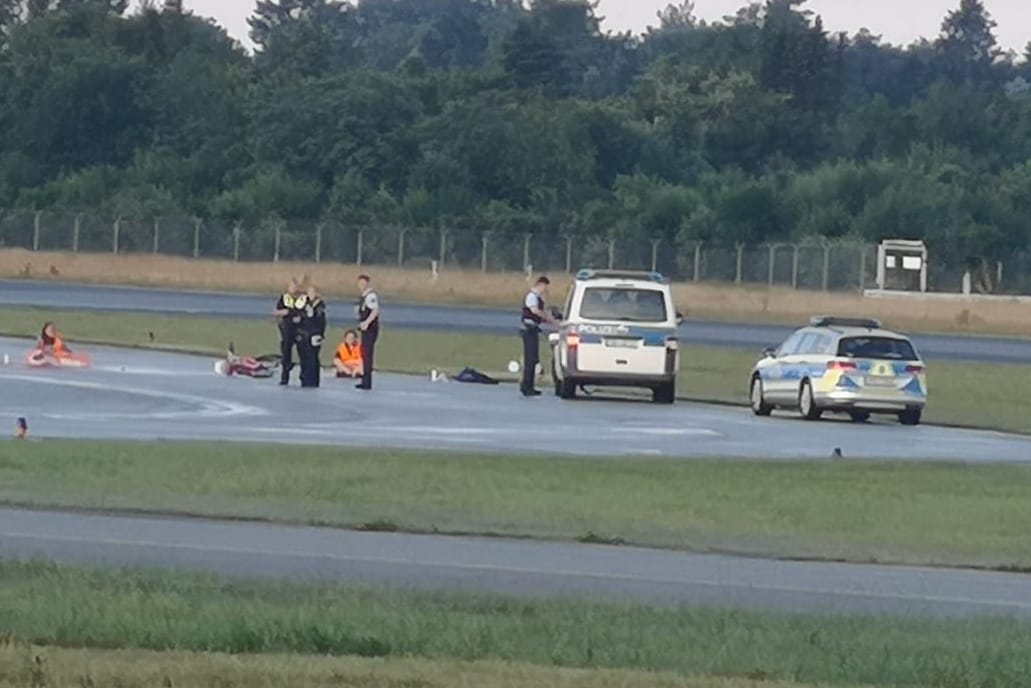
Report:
2,211,1021,294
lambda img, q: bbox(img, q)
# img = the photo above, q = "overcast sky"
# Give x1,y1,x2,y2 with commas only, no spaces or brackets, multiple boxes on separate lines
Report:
149,0,1030,54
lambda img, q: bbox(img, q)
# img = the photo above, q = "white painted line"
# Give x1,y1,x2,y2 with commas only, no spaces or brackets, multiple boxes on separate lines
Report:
3,530,1030,611
0,374,268,419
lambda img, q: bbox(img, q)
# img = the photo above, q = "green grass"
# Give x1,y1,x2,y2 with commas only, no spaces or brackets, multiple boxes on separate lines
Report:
1,305,1030,433
2,560,1031,688
5,441,1031,569
0,644,851,688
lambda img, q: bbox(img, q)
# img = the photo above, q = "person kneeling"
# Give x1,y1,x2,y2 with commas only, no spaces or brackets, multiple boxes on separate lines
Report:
333,330,364,379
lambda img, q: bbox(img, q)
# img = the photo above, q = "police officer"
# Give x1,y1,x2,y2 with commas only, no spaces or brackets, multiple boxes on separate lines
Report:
520,276,560,397
273,279,305,386
298,284,326,388
356,274,380,391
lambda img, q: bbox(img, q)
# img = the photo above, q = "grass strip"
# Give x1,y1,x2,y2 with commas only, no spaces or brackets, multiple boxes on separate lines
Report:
4,441,1031,569
0,305,1029,433
0,643,852,688
1,560,1030,688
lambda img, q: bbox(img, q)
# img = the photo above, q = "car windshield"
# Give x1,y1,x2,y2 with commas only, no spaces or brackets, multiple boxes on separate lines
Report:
579,287,668,322
837,336,918,361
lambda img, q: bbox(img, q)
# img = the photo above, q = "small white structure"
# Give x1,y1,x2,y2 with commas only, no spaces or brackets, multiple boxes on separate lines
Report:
876,240,927,293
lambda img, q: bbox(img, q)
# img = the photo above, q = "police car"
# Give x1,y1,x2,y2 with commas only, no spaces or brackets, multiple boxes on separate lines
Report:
749,316,927,425
548,269,682,404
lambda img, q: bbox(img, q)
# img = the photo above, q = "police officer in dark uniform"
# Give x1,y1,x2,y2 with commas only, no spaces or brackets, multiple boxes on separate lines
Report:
273,279,304,386
356,274,380,391
520,276,560,397
298,284,326,388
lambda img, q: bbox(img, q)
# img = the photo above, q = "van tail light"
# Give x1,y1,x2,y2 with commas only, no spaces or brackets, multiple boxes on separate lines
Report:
827,361,857,370
566,333,580,349
906,364,925,374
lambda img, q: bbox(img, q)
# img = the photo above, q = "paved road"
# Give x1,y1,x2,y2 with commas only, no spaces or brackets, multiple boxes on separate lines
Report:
3,337,1031,461
3,507,1031,618
2,279,1029,363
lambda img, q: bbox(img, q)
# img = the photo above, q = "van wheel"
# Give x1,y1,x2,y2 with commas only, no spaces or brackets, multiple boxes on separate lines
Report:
652,381,676,405
899,409,922,426
798,380,822,421
750,376,773,416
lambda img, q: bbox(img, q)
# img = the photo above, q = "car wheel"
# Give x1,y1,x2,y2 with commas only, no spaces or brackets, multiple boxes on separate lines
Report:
652,381,676,405
750,376,773,417
849,411,871,423
798,380,822,421
899,408,922,426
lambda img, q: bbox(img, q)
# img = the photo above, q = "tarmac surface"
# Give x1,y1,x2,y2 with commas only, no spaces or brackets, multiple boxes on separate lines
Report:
2,279,1031,364
3,506,1031,619
2,337,1031,461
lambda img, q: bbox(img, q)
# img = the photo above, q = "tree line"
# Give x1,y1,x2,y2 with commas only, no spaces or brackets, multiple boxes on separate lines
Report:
0,0,1029,285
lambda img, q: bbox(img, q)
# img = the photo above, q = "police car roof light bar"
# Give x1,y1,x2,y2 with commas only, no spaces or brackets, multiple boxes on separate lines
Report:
575,269,667,283
809,315,882,330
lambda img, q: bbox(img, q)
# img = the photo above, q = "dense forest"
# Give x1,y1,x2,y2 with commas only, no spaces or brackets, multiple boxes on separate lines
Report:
0,0,1030,277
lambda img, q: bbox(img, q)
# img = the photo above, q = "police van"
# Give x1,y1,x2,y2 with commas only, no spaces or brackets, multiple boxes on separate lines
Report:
548,269,682,404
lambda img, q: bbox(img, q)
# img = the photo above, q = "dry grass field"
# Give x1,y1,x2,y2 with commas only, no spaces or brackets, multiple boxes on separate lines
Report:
4,248,1031,336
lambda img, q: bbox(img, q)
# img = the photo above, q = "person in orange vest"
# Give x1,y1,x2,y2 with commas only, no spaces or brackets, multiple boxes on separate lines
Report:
333,329,364,379
38,321,72,359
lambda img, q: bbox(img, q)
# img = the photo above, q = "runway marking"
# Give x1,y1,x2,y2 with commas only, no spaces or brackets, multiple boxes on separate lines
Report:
0,374,267,419
3,530,1030,611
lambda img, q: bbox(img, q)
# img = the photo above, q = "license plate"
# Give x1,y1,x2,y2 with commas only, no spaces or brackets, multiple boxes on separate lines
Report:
604,339,639,349
865,376,896,387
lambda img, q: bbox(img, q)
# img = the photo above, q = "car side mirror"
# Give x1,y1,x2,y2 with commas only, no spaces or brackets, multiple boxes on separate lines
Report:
763,346,777,359
675,312,684,326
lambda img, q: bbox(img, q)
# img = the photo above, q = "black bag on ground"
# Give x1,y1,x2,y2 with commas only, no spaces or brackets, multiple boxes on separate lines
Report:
454,367,500,385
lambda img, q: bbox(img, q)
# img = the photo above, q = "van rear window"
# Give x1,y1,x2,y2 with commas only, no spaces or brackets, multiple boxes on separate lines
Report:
837,337,918,361
579,288,668,322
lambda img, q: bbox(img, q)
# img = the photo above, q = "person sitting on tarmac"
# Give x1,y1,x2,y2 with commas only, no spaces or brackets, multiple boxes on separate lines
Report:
38,321,72,358
333,329,364,379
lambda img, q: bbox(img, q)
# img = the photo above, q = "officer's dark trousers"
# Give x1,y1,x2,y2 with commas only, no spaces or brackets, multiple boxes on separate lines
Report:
521,327,540,394
359,327,378,389
299,338,321,388
279,327,295,384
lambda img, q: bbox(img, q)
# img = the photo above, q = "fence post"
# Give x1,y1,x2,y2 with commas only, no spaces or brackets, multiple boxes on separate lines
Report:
822,243,831,291
32,211,40,252
397,228,406,266
735,243,744,284
73,214,81,253
565,236,573,273
439,229,447,268
522,233,531,271
767,244,776,286
481,233,489,272
693,243,701,282
651,239,661,272
273,223,281,263
859,246,867,292
315,223,323,264
356,229,364,266
607,239,615,269
153,218,161,255
193,218,201,258
997,260,1003,290
113,217,121,254
791,245,800,289
233,222,241,263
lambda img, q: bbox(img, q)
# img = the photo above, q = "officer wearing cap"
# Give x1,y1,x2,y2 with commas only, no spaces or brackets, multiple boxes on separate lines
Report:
520,275,560,397
356,274,380,390
298,284,327,388
273,279,305,386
